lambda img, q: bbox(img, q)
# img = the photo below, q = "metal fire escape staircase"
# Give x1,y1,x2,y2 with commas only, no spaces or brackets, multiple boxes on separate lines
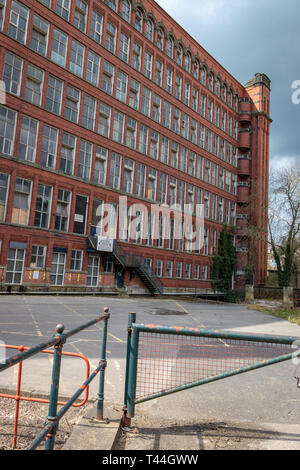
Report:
87,236,163,295
112,241,164,295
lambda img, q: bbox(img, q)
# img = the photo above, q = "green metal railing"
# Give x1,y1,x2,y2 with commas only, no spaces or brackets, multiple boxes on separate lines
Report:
0,307,110,450
122,314,300,426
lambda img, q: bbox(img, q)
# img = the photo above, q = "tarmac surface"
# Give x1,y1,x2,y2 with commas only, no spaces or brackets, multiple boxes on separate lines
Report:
1,295,300,451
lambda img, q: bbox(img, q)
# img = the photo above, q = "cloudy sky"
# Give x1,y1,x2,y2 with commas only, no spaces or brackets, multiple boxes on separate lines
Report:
156,0,300,170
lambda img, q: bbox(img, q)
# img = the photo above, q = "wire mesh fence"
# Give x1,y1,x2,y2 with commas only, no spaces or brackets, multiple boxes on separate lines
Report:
135,331,295,402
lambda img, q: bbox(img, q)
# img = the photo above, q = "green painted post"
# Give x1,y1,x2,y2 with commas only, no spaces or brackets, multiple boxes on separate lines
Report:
96,307,110,421
126,324,139,422
122,313,136,426
45,324,65,451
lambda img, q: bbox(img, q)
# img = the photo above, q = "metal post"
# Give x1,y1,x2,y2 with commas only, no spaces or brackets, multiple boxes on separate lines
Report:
45,324,65,451
126,324,139,423
96,307,110,421
122,313,136,427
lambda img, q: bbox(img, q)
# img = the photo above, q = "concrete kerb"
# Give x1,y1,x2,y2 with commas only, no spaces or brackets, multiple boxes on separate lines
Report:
62,401,123,451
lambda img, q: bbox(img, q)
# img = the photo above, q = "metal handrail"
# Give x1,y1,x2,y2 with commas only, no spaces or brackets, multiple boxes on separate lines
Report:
0,307,110,450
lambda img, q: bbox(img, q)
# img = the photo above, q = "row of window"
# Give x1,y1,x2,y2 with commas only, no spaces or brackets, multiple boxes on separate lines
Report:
3,244,210,286
0,0,240,142
35,0,240,111
0,105,238,202
0,172,236,252
1,44,239,168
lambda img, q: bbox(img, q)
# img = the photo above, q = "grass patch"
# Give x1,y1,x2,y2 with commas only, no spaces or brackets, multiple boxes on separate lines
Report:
248,304,300,327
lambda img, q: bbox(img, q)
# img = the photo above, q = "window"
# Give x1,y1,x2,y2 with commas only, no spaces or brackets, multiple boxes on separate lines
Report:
150,131,159,159
3,52,23,96
65,85,80,123
70,40,85,77
154,59,163,87
121,0,131,22
126,117,137,149
184,82,190,106
170,141,178,168
50,251,66,286
25,64,44,106
98,103,111,137
215,104,220,127
194,264,200,280
74,0,87,33
134,8,143,32
169,176,177,206
94,146,107,185
132,42,141,71
204,192,210,219
91,10,103,43
18,115,38,162
0,0,6,31
204,159,211,183
206,130,213,153
141,87,151,116
145,19,154,41
11,177,31,225
87,256,99,287
8,1,28,44
109,152,121,189
112,111,124,143
197,156,203,180
102,61,114,95
157,28,164,49
163,101,172,129
40,125,58,168
55,189,71,231
191,120,197,144
202,265,208,280
31,15,49,56
152,94,161,123
31,245,46,269
119,33,130,63
86,51,100,86
82,94,96,130
60,132,76,175
181,113,189,139
34,184,52,228
185,263,191,279
176,262,182,278
201,67,207,86
192,88,199,112
144,52,153,79
56,0,70,20
51,28,68,67
105,22,116,53
78,140,92,180
129,79,140,110
71,250,83,271
158,172,167,204
138,124,148,154
165,68,173,94
106,0,118,12
116,70,128,102
6,247,26,284
166,37,174,58
147,168,157,201
123,158,134,193
135,163,146,198
0,173,9,222
73,194,87,234
207,99,213,122
174,74,182,100
45,75,63,114
173,109,182,137
156,260,163,277
200,94,206,117
161,136,169,164
180,146,188,172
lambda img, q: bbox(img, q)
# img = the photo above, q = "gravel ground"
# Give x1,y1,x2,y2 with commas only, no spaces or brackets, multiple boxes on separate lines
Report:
0,397,89,450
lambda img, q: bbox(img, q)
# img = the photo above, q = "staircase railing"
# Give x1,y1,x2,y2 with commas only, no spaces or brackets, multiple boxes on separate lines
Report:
113,241,164,294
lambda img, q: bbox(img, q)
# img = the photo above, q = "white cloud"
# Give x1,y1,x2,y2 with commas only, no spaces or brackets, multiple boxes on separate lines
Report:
270,155,300,170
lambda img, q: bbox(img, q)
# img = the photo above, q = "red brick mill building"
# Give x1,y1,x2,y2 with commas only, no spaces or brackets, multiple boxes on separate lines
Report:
0,0,271,294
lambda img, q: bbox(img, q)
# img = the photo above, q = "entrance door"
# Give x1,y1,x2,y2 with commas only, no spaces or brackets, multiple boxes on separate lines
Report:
5,248,26,284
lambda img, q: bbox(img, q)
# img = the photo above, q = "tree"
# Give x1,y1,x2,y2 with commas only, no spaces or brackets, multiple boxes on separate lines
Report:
211,226,236,298
268,165,300,288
